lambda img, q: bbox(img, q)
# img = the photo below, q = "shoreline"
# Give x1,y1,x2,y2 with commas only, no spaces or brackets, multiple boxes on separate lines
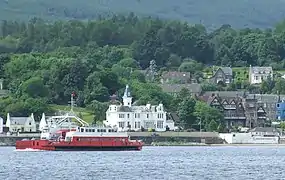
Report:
147,143,285,147
1,144,285,147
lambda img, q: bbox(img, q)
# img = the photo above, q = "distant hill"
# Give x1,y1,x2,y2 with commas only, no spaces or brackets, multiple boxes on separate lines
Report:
1,0,285,29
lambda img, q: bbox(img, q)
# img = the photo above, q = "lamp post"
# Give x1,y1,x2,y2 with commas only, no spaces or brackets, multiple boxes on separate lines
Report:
199,117,202,133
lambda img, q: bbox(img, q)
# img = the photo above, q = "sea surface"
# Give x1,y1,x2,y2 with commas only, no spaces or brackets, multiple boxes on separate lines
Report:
0,146,285,180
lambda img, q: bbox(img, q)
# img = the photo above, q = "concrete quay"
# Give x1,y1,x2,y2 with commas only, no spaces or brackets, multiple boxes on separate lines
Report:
0,132,223,146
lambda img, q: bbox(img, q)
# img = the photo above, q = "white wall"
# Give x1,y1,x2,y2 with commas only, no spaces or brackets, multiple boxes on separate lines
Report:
219,133,279,144
250,73,273,84
24,118,37,132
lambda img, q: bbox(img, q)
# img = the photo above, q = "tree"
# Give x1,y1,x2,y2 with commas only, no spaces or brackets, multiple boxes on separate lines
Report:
280,122,285,135
194,101,224,131
177,97,196,129
20,77,49,98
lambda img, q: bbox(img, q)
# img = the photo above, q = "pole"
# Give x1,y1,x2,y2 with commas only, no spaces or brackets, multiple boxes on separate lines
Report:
71,93,74,112
200,117,202,133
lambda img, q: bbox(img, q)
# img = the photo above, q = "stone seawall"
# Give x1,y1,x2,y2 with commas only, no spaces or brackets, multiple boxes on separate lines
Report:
0,132,224,146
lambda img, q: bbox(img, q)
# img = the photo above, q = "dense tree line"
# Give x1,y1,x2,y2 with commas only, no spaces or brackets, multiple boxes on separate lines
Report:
1,0,285,29
1,14,285,130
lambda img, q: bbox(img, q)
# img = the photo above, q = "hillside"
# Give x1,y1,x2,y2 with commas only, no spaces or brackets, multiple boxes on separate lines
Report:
1,0,285,29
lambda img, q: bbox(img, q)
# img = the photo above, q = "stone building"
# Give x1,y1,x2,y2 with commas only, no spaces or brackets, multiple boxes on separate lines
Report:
209,67,233,85
201,91,284,129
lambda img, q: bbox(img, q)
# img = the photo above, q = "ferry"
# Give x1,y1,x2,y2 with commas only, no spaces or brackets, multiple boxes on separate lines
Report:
15,93,143,151
16,126,143,151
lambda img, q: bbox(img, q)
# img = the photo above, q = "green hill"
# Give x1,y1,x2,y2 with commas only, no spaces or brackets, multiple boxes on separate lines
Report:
1,0,285,29
51,105,95,124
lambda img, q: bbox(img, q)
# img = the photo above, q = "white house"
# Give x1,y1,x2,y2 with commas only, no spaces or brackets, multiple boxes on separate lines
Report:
0,117,3,134
249,65,273,84
6,113,37,132
104,85,175,132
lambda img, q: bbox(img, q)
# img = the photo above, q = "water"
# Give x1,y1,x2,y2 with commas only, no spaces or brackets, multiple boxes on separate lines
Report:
0,146,285,180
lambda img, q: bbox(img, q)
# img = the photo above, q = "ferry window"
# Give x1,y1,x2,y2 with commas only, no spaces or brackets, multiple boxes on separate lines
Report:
77,138,80,141
102,129,106,132
92,129,95,132
37,142,39,146
98,129,101,132
81,128,84,132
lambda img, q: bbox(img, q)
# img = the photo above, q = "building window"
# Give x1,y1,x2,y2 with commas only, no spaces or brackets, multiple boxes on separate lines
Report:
157,113,163,119
29,122,31,125
119,114,125,118
157,121,164,128
147,114,149,118
135,122,141,128
255,76,258,80
135,113,140,118
118,122,125,128
144,121,154,129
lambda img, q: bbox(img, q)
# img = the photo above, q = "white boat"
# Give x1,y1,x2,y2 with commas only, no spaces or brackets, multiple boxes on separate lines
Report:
219,127,280,144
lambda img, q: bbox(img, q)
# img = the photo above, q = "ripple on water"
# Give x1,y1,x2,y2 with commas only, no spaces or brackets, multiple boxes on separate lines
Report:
1,146,285,180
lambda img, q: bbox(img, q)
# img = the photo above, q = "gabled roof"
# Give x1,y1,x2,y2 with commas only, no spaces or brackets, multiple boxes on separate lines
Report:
251,66,272,74
117,106,132,112
230,99,236,105
161,71,191,79
246,94,285,103
257,106,266,113
210,96,221,105
222,99,229,105
10,117,32,125
159,84,202,94
203,91,246,98
219,67,232,76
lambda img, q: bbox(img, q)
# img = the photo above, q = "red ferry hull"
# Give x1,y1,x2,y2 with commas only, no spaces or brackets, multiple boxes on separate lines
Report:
16,139,143,151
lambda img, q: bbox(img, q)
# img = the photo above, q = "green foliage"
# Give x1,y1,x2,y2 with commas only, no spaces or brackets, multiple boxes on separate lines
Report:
280,122,285,132
0,0,285,30
2,13,285,124
177,97,196,129
194,101,224,132
20,77,49,98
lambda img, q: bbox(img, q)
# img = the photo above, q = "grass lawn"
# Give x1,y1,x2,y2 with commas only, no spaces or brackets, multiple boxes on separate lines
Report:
50,104,95,124
202,66,249,82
